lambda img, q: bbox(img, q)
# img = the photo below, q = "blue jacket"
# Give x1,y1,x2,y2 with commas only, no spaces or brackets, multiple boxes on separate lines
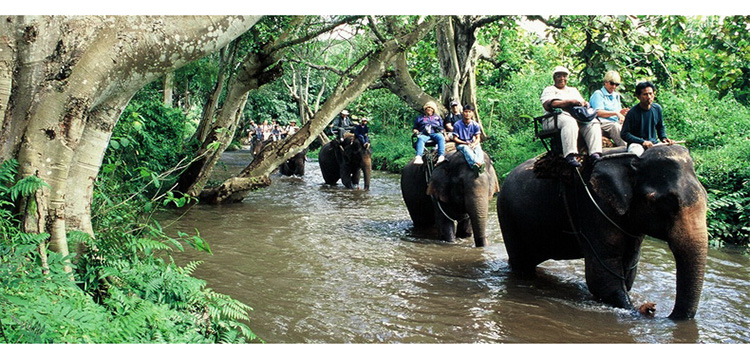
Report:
413,114,444,135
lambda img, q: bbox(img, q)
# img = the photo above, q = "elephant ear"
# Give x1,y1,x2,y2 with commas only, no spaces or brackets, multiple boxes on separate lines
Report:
486,159,500,197
589,154,639,216
331,139,345,163
426,163,452,203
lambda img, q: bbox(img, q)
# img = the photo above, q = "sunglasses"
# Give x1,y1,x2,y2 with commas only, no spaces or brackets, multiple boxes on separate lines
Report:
609,81,621,86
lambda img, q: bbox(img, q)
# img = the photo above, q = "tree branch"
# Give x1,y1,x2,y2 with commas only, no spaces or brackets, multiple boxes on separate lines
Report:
526,15,564,29
367,16,387,44
269,15,363,53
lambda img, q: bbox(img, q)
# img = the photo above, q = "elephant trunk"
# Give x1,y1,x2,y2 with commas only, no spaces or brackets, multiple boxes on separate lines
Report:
361,154,372,191
667,203,708,319
466,189,489,247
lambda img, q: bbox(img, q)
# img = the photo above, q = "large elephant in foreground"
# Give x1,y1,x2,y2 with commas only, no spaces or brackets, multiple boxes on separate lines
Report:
497,145,708,319
319,136,372,190
279,149,307,176
401,151,499,247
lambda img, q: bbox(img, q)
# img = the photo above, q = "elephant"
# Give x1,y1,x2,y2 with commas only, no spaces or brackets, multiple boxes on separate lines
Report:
497,145,708,319
252,138,273,157
401,150,499,247
279,148,307,176
318,136,372,190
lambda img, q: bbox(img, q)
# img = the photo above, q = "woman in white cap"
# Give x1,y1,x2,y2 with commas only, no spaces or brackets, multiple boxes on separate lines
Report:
412,101,446,165
540,66,603,167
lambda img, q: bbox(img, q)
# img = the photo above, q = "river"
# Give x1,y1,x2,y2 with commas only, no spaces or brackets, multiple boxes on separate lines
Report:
159,150,750,343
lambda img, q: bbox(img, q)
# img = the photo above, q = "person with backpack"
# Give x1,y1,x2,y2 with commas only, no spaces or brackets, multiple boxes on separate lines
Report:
540,66,603,167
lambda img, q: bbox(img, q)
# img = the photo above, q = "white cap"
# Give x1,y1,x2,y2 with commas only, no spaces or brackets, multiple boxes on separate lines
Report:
553,66,570,76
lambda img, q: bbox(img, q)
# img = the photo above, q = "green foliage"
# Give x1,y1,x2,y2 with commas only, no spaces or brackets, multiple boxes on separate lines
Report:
370,132,416,173
1,85,259,342
245,83,300,124
351,89,416,132
408,31,444,96
103,89,198,204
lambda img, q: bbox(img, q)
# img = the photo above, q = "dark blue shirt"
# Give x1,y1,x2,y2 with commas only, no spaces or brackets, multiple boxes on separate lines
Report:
354,124,369,138
621,103,667,145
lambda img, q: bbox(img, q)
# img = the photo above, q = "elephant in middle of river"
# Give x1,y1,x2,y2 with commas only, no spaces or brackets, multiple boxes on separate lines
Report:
318,135,372,190
497,145,708,319
400,150,499,247
279,148,307,176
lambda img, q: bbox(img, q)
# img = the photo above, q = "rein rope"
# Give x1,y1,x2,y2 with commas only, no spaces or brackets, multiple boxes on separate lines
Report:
423,152,469,223
574,168,640,239
560,168,641,281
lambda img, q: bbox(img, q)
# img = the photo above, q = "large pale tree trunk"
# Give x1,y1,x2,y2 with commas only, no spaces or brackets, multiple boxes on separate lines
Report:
0,16,260,261
437,16,480,115
379,16,497,120
199,17,442,204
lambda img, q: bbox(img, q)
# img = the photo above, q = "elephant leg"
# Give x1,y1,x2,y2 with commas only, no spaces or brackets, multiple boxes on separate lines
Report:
340,165,353,188
585,255,634,309
434,204,456,242
351,167,361,188
456,218,472,239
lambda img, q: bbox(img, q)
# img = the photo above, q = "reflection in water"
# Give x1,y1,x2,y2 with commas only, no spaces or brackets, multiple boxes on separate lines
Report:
161,151,750,343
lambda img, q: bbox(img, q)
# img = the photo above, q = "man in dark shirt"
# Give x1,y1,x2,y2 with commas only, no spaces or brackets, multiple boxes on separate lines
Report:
330,110,353,141
621,81,674,156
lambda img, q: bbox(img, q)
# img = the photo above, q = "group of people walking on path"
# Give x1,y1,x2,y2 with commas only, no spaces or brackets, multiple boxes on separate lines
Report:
540,65,674,167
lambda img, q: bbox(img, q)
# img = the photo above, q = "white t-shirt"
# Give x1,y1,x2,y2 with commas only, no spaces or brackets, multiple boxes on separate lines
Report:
540,85,585,109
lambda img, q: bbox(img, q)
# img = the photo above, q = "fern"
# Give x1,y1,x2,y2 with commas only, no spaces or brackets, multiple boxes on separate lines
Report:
9,174,49,202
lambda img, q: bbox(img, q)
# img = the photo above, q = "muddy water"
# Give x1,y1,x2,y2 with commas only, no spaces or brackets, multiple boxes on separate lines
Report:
160,150,750,343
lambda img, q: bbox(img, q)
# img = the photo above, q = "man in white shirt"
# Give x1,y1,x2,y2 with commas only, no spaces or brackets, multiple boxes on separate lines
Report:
540,66,603,167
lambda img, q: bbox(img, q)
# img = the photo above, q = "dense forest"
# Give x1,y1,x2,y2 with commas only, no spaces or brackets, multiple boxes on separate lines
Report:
1,15,749,343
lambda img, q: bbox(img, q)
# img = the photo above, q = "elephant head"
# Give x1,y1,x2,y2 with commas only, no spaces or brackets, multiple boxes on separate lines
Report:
498,145,707,319
319,136,372,190
401,151,499,247
279,149,307,176
588,145,708,319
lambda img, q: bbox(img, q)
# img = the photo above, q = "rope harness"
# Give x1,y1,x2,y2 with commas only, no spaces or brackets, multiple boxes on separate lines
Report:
421,151,469,224
560,167,641,281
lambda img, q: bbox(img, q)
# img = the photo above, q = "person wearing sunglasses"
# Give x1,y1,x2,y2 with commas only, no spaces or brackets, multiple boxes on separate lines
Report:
589,70,628,147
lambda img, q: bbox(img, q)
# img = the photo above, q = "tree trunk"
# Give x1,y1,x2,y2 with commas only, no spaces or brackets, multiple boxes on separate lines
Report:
193,42,239,142
163,72,174,107
200,17,442,204
1,15,260,261
174,51,284,198
381,53,446,116
435,15,492,137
